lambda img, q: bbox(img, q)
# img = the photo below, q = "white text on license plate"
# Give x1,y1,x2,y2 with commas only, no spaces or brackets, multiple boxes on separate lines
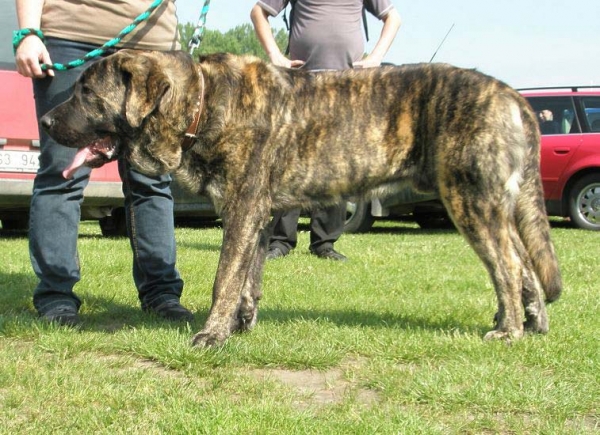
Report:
0,150,40,173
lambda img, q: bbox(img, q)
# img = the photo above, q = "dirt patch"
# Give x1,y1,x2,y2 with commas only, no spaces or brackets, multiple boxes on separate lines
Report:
249,358,379,409
566,414,600,433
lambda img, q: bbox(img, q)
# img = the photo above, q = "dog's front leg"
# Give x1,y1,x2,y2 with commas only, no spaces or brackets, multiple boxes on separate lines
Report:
192,203,270,347
233,226,268,332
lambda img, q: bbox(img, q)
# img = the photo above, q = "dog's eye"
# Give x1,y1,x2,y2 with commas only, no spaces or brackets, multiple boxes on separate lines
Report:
81,85,95,97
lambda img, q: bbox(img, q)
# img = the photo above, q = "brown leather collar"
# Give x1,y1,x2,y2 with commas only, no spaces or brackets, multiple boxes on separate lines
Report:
181,68,205,152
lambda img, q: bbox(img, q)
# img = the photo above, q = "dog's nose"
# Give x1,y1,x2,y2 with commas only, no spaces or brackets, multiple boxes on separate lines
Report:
40,115,54,131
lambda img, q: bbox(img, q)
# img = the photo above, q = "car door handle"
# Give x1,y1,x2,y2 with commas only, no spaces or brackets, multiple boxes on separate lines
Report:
553,148,570,155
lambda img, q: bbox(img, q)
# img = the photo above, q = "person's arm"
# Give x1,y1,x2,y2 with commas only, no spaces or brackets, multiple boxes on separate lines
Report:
250,3,304,68
353,8,401,69
15,0,54,78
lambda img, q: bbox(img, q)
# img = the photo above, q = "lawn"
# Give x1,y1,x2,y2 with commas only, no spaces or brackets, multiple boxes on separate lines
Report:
0,219,598,434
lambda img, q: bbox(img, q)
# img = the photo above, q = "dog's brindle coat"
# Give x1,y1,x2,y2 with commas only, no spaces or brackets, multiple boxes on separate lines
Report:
41,50,562,347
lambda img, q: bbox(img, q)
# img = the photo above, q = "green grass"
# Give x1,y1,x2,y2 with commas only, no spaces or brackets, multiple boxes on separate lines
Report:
0,219,598,434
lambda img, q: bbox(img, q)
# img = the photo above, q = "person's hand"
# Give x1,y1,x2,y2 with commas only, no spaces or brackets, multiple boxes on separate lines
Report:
15,35,54,78
268,51,305,69
353,54,383,69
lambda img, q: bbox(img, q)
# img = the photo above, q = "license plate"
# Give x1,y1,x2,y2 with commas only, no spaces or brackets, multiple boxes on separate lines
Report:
0,150,40,173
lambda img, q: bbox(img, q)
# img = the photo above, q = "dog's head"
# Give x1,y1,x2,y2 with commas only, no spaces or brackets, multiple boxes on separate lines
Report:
41,49,200,179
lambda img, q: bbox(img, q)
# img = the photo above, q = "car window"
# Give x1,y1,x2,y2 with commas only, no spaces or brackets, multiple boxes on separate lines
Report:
0,0,18,70
581,97,600,132
526,96,580,135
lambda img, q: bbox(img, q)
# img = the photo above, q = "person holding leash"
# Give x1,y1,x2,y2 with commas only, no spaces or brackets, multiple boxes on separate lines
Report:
14,0,193,325
251,0,401,261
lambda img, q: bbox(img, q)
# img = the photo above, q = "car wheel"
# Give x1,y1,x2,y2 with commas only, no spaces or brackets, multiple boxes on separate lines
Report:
413,210,454,230
99,207,127,237
568,173,600,230
344,200,374,233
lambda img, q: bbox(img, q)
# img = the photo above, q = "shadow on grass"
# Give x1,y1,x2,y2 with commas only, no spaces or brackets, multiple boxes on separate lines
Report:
176,239,222,252
75,296,198,333
0,228,29,239
73,302,490,338
175,217,222,229
0,272,198,334
86,299,490,337
256,306,491,337
0,274,489,337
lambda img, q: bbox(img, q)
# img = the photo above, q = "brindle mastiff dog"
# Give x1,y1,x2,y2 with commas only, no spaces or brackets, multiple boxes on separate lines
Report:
41,50,562,347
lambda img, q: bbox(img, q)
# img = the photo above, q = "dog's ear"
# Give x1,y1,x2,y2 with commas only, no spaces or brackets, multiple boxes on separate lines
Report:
120,54,172,128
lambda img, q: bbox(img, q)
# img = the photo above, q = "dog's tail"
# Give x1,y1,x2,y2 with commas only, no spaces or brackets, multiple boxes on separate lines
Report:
515,108,563,302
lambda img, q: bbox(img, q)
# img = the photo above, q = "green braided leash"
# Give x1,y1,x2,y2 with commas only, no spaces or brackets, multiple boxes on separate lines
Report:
13,0,164,71
12,28,45,54
188,0,211,54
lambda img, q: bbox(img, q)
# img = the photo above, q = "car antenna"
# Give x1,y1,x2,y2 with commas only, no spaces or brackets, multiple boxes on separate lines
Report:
429,23,455,63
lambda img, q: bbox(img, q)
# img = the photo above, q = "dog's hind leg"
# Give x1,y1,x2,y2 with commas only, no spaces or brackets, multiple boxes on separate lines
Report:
519,254,548,334
442,194,526,341
513,168,559,334
516,113,562,304
504,224,549,334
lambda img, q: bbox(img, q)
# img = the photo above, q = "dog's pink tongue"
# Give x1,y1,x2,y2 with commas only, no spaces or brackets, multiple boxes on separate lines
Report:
62,147,94,179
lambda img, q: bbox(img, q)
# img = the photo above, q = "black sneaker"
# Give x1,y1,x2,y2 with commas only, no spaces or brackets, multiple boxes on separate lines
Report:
312,247,348,262
41,305,79,326
266,247,288,260
145,300,194,322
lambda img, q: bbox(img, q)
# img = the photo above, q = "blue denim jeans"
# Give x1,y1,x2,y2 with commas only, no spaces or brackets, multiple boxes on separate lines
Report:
30,38,183,314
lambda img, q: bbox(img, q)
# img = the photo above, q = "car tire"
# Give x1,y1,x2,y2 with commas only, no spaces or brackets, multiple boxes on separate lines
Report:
568,173,600,230
99,207,127,237
344,200,375,233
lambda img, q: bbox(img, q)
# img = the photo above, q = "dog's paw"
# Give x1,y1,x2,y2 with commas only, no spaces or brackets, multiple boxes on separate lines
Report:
231,290,260,333
191,329,229,347
523,318,549,334
233,304,259,333
483,328,524,342
523,305,549,334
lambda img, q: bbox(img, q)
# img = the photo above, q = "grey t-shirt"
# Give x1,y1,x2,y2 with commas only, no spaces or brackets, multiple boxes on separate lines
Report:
257,0,394,70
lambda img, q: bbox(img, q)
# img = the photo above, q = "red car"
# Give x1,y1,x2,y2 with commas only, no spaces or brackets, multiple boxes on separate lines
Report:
521,87,600,230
